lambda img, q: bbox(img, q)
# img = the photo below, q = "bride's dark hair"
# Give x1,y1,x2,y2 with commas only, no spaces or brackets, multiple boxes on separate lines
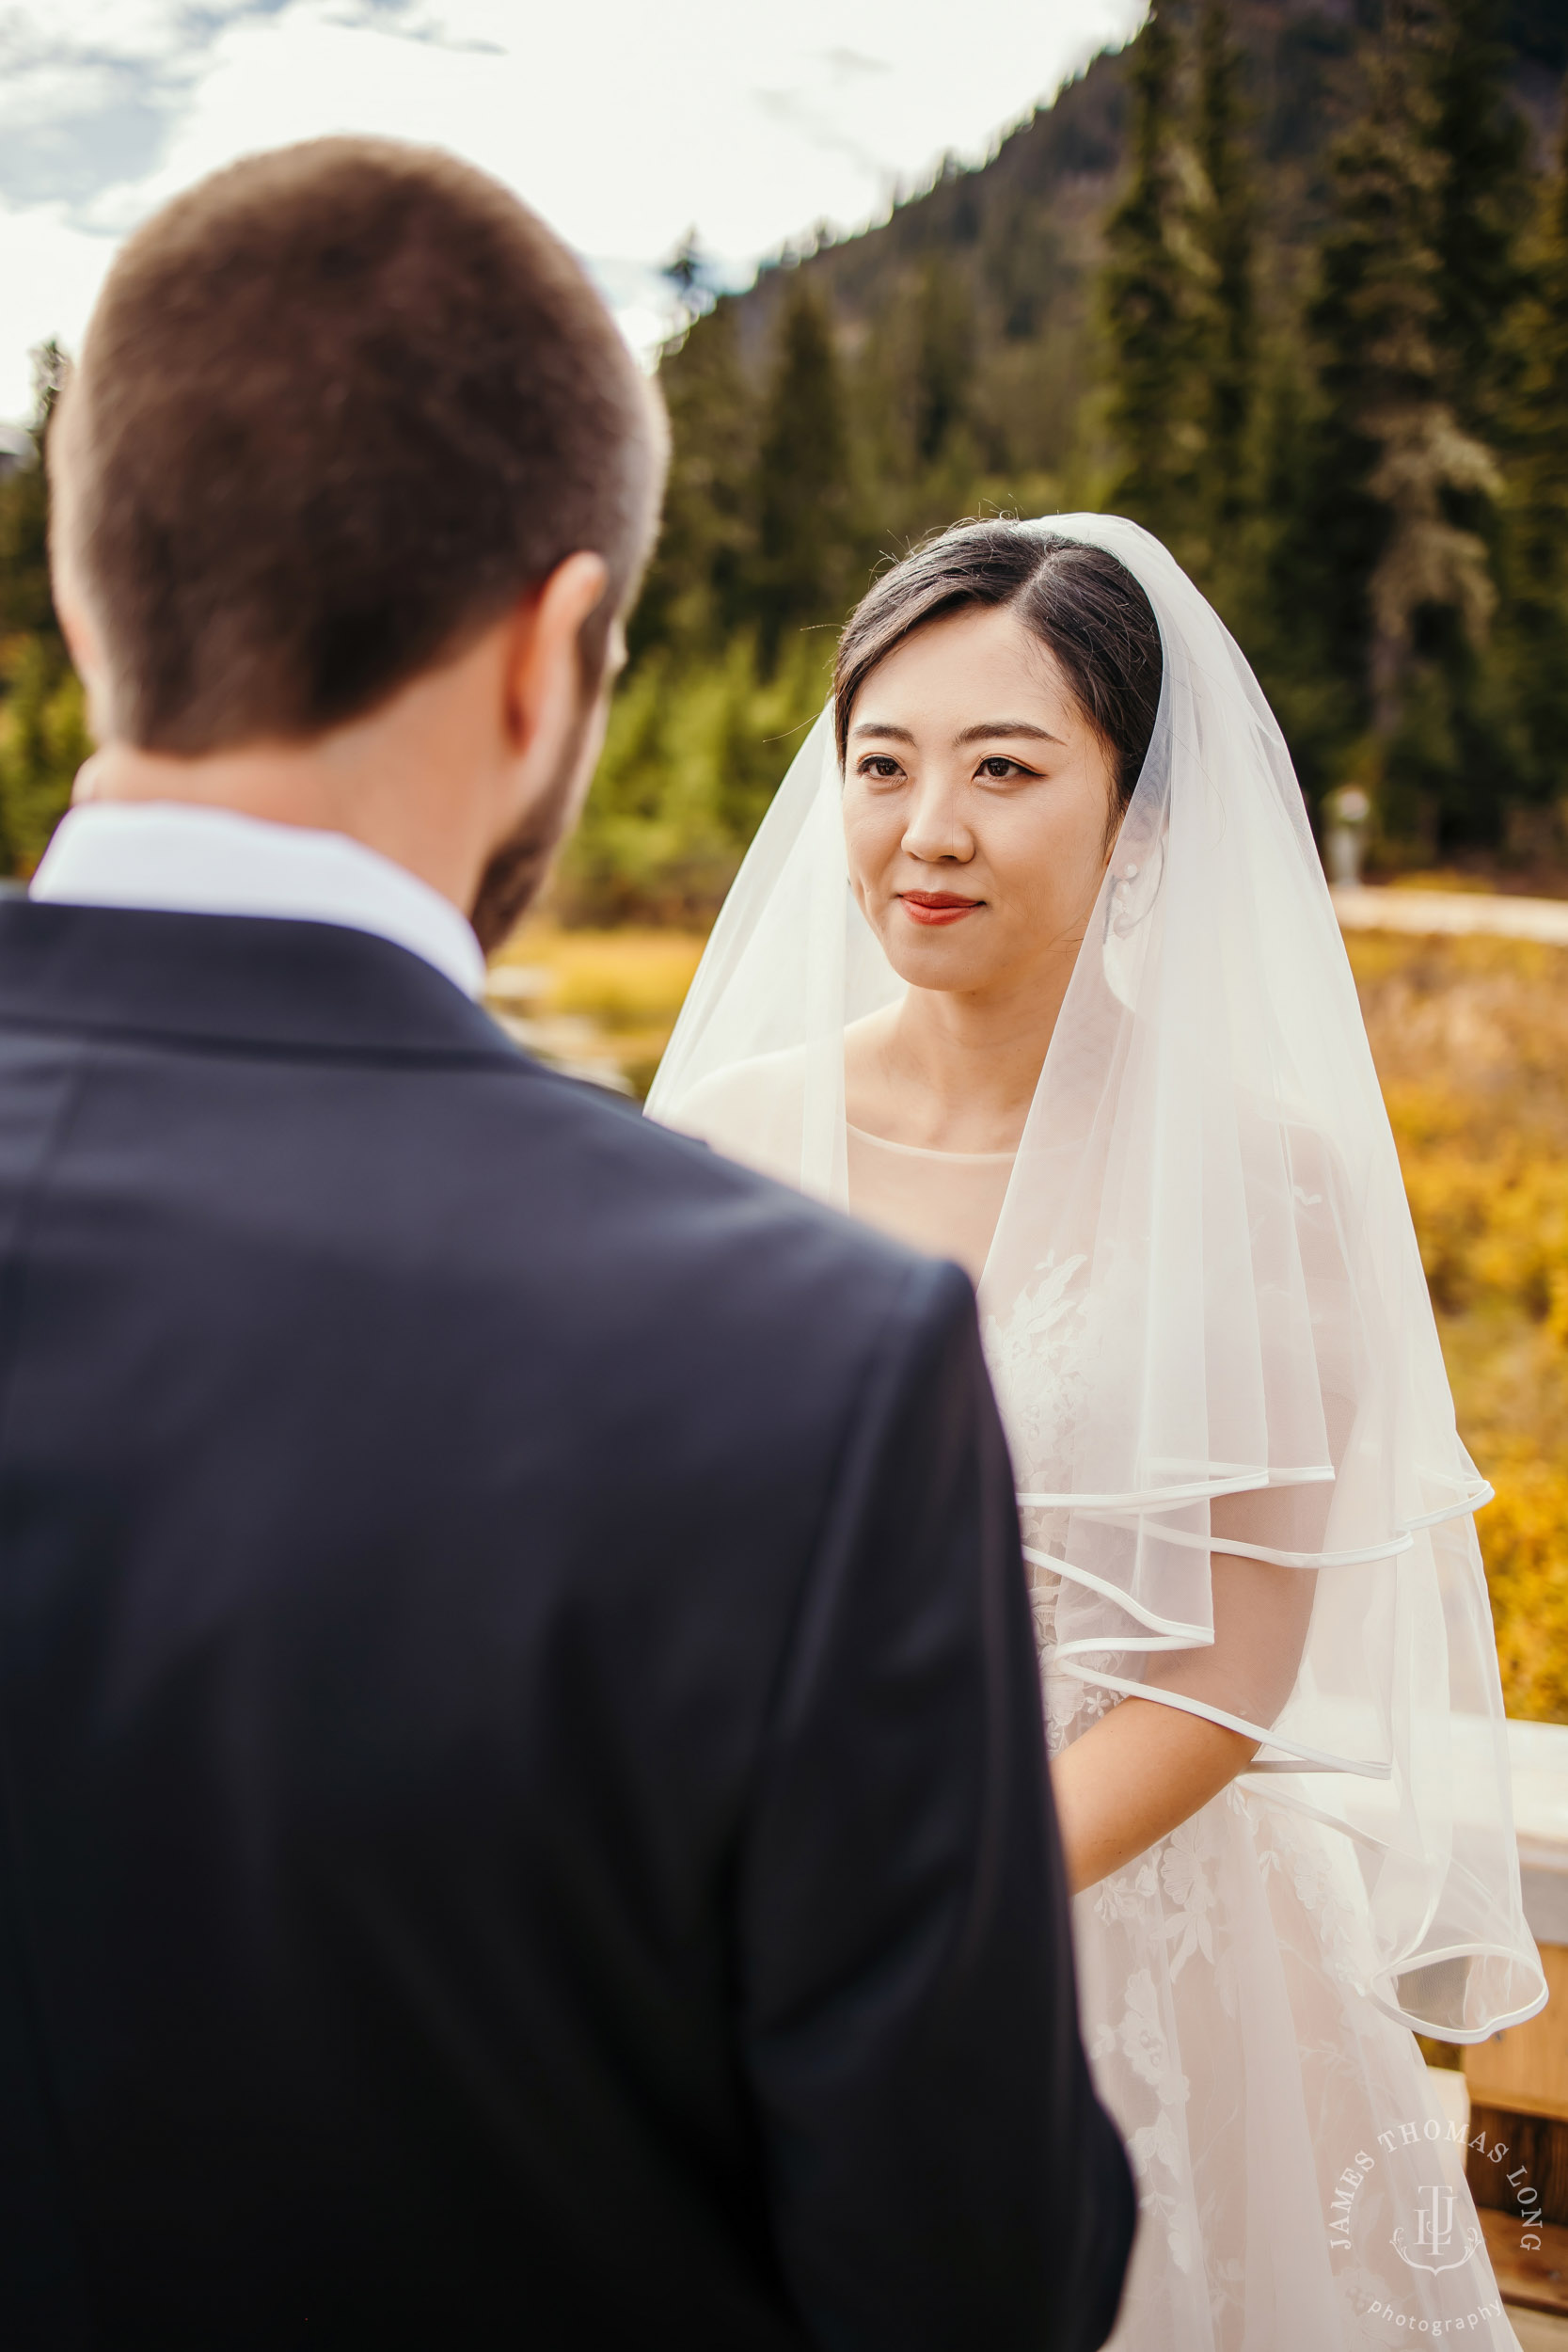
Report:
832,520,1163,815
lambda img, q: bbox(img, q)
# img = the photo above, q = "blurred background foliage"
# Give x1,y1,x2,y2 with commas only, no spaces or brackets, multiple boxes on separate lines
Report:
1352,931,1568,1718
596,0,1568,917
0,341,87,877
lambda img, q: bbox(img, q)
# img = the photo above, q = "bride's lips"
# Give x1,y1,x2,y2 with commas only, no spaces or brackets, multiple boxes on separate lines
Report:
898,890,983,928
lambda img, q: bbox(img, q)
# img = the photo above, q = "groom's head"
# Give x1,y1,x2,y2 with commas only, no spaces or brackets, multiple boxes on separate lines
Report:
50,137,666,944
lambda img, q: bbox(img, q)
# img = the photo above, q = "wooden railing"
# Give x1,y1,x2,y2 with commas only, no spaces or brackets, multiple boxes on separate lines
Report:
1458,1721,1568,2319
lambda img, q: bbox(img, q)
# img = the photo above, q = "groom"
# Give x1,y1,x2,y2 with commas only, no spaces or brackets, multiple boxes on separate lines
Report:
0,140,1132,2347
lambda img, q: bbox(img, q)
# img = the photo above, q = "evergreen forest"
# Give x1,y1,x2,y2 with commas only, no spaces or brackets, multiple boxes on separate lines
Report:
1,0,1567,911
565,0,1568,919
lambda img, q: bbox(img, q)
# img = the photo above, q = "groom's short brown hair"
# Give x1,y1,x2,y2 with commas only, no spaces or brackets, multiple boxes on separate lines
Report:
52,137,665,754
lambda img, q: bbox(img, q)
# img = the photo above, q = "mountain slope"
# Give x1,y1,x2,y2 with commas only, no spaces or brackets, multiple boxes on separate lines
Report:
705,0,1562,485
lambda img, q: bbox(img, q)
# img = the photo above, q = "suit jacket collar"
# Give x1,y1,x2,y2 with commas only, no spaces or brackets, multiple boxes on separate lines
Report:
0,900,524,1065
29,803,487,1002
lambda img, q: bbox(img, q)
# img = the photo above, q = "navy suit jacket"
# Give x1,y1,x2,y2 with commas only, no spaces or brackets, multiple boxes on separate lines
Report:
0,901,1132,2349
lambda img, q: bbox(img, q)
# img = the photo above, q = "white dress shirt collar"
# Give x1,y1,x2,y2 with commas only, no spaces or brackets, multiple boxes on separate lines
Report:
29,802,486,1001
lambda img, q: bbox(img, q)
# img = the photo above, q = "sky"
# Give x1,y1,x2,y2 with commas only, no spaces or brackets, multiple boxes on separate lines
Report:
0,0,1146,424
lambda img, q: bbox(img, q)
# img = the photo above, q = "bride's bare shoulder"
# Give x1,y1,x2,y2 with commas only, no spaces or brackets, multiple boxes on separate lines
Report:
657,1045,812,1183
658,1004,899,1181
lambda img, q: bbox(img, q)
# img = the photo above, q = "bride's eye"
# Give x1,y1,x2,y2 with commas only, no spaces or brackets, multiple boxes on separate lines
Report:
857,755,904,782
976,755,1031,780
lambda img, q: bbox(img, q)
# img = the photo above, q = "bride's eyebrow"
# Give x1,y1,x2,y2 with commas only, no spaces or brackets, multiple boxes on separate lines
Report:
953,721,1061,745
849,723,914,742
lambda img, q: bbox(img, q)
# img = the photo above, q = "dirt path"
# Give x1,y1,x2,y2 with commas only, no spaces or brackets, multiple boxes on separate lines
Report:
1333,885,1568,946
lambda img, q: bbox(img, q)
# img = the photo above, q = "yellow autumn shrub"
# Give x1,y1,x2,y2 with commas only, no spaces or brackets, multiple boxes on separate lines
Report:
1350,932,1568,1720
1399,1149,1568,1322
1481,1451,1568,1723
516,928,707,1033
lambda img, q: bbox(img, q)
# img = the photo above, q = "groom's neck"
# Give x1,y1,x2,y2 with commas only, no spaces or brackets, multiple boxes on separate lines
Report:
77,739,480,914
72,621,519,921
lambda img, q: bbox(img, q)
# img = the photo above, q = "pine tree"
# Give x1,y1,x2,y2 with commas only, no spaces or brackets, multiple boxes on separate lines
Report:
1252,349,1354,793
0,341,67,648
1305,0,1497,764
633,299,757,662
1397,0,1536,834
1428,0,1530,434
1193,0,1256,535
913,259,974,467
1102,1,1204,546
1497,107,1568,799
660,230,719,325
752,278,857,673
0,448,53,645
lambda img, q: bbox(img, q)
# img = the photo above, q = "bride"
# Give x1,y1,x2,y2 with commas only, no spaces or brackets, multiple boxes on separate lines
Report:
648,516,1547,2348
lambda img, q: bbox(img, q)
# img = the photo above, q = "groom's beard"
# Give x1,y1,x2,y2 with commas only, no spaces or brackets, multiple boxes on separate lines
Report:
468,691,596,957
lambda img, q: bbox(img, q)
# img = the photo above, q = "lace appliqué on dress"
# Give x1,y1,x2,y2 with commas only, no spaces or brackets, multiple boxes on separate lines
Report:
1030,1565,1117,1756
981,1248,1088,1479
983,1250,1115,1753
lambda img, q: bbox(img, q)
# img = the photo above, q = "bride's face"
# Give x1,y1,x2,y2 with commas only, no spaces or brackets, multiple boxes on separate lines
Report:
842,603,1118,997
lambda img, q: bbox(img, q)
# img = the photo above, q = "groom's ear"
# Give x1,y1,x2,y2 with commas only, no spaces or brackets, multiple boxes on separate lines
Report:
46,426,92,689
501,551,613,771
47,398,119,752
467,554,623,954
54,581,99,698
49,561,111,750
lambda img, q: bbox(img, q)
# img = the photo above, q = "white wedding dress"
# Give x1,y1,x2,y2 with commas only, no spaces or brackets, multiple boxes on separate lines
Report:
649,516,1546,2348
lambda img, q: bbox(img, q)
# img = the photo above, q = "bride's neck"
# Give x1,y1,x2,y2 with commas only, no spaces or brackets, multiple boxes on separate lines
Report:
849,964,1070,1153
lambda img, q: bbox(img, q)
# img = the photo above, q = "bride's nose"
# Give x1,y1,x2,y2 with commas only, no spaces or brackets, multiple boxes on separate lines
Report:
900,773,974,864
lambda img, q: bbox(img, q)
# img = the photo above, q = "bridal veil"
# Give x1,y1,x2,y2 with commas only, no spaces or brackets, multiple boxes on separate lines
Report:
648,513,1544,2042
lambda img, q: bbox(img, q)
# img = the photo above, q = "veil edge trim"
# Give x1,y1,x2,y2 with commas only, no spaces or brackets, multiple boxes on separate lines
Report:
1364,1968,1549,2044
1409,1483,1496,1527
1084,1515,1418,1569
1050,1659,1395,1779
1016,1466,1336,1510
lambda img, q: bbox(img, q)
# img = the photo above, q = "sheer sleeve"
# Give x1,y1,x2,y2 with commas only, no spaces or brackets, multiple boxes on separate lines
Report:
1143,1548,1317,1739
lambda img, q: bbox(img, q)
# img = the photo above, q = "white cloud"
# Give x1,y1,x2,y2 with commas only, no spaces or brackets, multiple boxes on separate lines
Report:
0,212,118,419
0,0,1145,420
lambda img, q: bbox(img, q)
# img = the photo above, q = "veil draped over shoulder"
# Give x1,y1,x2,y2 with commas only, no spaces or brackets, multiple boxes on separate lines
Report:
648,514,1544,2042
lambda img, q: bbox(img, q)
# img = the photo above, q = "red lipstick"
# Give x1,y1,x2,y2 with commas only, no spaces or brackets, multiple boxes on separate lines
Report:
899,891,982,928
